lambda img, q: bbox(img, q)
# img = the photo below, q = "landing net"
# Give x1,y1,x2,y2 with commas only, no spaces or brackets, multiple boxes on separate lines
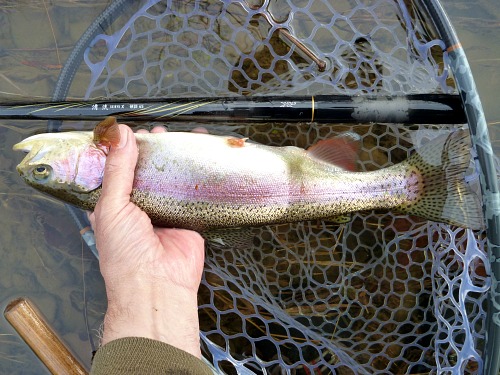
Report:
59,0,490,373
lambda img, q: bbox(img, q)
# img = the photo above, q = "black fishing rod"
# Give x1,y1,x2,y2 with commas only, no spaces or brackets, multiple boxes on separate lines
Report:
0,94,465,124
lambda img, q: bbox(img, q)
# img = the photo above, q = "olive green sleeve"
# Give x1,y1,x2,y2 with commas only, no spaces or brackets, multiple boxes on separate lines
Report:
90,337,213,375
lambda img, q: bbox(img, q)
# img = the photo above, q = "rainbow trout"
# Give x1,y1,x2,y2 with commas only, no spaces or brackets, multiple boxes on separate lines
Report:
13,118,483,231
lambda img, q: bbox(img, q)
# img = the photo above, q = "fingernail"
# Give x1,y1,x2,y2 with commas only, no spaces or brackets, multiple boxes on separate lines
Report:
117,125,128,149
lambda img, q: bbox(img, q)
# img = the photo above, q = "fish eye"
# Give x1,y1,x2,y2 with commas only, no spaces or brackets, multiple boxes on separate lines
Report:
32,165,51,180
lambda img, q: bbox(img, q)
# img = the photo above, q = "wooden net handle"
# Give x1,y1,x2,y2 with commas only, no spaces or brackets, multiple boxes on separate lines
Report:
4,297,88,375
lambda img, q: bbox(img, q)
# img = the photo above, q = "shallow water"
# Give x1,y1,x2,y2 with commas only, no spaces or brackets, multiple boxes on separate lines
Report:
0,1,498,373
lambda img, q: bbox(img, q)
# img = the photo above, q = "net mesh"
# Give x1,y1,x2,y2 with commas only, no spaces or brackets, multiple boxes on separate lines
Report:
72,0,488,373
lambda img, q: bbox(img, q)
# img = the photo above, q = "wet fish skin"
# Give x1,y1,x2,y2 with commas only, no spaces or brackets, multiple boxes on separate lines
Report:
14,131,105,209
13,126,483,231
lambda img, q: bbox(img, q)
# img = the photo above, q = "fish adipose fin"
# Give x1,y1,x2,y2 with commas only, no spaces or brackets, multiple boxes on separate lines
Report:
397,129,484,230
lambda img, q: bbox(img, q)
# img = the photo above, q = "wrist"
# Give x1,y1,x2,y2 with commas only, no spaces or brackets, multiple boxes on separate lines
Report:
101,277,201,358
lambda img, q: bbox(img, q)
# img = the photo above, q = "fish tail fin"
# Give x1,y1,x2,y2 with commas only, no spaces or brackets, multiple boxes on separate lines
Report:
397,129,484,230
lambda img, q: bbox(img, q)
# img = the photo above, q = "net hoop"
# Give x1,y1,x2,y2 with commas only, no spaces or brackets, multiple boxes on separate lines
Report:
49,1,499,373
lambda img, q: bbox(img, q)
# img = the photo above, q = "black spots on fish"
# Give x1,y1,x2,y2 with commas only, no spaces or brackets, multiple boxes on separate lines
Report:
130,189,293,230
396,130,484,230
27,181,100,211
399,166,422,204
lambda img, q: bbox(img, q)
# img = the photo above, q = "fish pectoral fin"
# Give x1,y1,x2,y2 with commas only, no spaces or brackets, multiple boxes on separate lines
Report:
93,116,121,152
307,132,361,171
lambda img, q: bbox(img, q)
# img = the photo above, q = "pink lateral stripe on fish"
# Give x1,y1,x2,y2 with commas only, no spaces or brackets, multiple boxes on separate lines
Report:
13,117,483,231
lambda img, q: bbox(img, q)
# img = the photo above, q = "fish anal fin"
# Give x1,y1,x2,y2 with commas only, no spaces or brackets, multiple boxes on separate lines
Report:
307,133,361,171
203,227,255,250
93,116,120,152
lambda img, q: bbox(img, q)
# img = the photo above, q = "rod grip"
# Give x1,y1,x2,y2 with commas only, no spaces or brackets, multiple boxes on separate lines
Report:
4,297,88,375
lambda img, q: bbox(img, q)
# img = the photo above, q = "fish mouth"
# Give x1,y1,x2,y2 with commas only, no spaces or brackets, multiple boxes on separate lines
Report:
13,138,42,175
13,132,94,154
13,140,34,153
13,134,49,154
15,156,31,178
13,137,49,179
13,140,35,177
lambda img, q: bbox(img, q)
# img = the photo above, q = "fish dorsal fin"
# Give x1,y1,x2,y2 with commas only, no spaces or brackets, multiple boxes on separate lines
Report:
93,116,120,152
307,133,361,171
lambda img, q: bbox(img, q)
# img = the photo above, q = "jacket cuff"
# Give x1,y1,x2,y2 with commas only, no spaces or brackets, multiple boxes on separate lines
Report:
90,337,212,374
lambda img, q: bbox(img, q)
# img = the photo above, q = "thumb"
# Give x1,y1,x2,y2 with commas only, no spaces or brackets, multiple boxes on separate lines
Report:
99,124,138,211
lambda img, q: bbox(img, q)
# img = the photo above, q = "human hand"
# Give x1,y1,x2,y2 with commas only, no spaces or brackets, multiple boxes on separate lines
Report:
88,124,205,358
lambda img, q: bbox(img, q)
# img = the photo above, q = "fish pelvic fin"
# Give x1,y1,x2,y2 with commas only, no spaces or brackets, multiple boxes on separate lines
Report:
397,129,484,230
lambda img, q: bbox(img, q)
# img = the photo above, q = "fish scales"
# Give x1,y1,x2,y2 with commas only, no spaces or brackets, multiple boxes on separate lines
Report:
13,122,483,231
129,133,417,229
